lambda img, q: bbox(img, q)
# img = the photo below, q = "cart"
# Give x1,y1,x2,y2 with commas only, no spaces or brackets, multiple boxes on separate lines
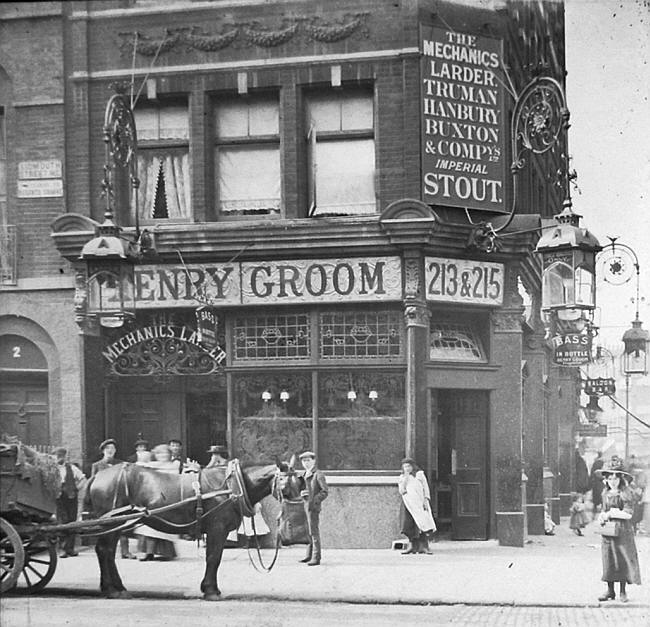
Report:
0,442,148,595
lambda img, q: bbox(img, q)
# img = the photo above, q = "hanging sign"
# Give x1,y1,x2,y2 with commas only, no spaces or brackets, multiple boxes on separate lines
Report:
577,424,607,437
195,306,219,350
551,333,592,366
420,26,507,212
584,378,616,397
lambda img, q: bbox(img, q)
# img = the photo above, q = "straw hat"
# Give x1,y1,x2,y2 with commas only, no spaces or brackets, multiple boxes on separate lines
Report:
595,455,632,478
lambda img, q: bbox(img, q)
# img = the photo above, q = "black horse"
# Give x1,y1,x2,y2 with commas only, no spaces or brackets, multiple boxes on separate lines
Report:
88,461,281,600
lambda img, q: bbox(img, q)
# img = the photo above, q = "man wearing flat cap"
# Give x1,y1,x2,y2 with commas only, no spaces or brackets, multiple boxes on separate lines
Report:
298,451,328,566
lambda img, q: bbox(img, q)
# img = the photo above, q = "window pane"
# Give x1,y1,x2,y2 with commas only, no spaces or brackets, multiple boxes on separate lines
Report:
216,101,249,137
429,322,486,362
307,97,341,131
319,310,403,359
234,313,311,360
317,371,405,471
341,94,373,130
135,109,159,141
217,146,280,212
137,149,191,219
249,100,279,136
233,372,313,464
159,106,189,140
314,139,375,214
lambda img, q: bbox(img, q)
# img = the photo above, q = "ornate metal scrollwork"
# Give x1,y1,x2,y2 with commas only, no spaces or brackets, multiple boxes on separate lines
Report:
512,76,569,172
103,91,137,169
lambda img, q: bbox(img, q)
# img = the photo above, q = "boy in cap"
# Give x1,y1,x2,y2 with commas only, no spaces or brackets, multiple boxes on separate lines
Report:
55,447,87,558
298,451,328,566
90,439,134,558
127,437,149,463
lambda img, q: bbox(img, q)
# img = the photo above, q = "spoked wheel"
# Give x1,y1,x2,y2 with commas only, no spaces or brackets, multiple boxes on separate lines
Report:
1,519,25,594
12,536,58,594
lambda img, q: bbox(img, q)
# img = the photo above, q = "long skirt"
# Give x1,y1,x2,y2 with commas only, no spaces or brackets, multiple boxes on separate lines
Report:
135,524,177,560
400,503,420,541
601,519,641,584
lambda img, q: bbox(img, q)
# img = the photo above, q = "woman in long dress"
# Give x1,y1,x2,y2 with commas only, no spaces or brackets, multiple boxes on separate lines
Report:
596,456,642,603
135,444,179,561
398,457,436,555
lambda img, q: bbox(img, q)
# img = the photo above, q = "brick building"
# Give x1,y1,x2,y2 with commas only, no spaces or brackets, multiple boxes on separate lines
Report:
1,0,582,547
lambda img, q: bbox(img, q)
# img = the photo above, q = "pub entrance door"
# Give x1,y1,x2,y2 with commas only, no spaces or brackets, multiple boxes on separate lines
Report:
433,389,489,540
107,376,227,463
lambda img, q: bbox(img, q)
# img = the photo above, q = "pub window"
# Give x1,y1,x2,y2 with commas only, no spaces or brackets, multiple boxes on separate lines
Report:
305,88,376,216
233,313,311,361
429,318,487,362
317,370,405,471
134,101,191,220
319,310,403,359
214,94,280,216
232,372,312,465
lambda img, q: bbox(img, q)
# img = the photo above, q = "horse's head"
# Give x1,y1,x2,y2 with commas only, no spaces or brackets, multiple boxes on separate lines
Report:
277,455,303,500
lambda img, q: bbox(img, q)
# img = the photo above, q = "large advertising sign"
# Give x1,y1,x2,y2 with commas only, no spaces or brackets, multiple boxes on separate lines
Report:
420,26,507,212
131,257,402,308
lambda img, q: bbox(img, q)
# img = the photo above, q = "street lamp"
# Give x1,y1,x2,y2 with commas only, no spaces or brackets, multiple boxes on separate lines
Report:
600,238,648,459
78,87,153,329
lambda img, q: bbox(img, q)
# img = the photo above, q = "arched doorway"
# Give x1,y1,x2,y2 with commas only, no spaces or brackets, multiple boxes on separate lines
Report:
0,334,49,444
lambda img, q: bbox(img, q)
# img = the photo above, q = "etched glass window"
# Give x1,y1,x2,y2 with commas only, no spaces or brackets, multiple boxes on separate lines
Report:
233,314,310,361
319,310,403,359
232,372,312,465
429,322,486,362
317,370,405,471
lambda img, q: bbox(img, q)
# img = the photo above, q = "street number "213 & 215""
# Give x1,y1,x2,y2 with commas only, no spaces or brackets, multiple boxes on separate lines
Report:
427,261,502,300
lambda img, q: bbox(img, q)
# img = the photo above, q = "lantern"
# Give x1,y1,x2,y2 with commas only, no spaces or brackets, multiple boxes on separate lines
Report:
622,318,650,375
536,202,601,321
79,212,136,328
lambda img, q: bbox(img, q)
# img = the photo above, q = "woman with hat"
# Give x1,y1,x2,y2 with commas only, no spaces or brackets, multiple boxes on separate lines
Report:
398,458,436,555
205,444,229,468
595,455,642,602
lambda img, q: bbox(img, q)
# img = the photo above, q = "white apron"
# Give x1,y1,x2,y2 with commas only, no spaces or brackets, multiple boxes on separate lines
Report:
400,471,436,533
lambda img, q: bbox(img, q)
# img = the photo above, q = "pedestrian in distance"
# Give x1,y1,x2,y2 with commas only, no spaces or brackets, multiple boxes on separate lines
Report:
398,457,436,554
298,450,328,566
595,456,642,603
543,502,556,536
168,438,183,466
126,437,149,463
590,451,605,515
569,492,589,536
54,447,87,558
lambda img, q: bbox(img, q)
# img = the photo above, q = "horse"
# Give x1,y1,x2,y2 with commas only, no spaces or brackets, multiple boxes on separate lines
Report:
87,460,281,600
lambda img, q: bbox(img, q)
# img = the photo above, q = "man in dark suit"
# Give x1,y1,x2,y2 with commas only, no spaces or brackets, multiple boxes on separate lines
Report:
55,447,86,558
298,451,328,566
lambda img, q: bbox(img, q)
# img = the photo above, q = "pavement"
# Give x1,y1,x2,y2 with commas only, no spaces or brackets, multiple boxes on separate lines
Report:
30,518,650,608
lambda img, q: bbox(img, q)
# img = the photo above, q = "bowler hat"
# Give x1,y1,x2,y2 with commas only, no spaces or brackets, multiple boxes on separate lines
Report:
134,438,149,448
54,447,67,457
596,455,632,478
207,445,229,455
401,457,416,466
299,451,316,460
99,438,117,452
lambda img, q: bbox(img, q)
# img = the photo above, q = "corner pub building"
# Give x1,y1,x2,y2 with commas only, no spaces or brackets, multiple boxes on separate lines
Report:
2,0,581,548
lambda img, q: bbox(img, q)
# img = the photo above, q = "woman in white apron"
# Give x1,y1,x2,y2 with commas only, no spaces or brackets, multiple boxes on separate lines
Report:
398,457,436,554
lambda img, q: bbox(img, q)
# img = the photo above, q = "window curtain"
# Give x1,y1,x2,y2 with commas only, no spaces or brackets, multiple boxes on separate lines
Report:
136,152,190,220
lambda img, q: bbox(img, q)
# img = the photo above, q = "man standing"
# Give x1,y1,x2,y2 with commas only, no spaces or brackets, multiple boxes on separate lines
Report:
298,451,328,566
127,437,149,463
90,439,134,558
168,439,183,464
55,447,86,558
91,439,122,477
205,444,229,468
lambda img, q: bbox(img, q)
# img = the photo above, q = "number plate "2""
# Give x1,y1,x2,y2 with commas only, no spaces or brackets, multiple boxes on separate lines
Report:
425,257,504,305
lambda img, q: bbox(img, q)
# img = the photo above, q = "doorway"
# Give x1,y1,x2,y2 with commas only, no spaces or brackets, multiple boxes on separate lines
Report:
432,389,489,540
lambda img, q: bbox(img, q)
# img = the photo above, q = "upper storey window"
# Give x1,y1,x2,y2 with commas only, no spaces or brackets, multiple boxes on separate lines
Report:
133,102,190,221
214,95,280,216
306,88,376,216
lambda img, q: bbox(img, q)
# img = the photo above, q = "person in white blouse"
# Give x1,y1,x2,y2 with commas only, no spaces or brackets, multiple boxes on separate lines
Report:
398,457,436,555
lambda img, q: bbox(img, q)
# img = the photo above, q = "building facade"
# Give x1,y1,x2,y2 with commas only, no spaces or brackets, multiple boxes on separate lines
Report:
1,0,582,547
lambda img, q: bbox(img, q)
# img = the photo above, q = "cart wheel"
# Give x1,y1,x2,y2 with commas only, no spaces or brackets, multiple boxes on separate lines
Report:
12,537,57,594
1,518,25,594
